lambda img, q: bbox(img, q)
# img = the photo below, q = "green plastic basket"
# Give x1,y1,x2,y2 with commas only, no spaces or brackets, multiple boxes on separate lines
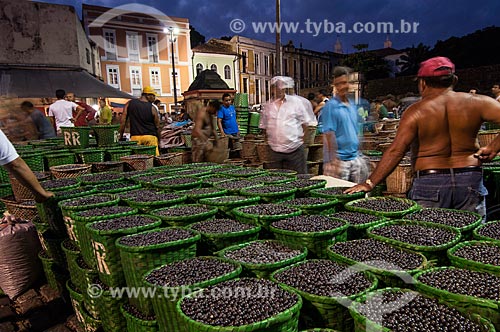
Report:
271,260,378,331
178,187,229,203
71,254,99,319
94,181,142,194
86,215,162,287
404,207,482,238
281,197,339,215
66,280,86,329
240,185,298,203
44,152,76,168
232,205,302,230
73,206,138,268
131,145,157,156
106,148,132,161
348,287,496,332
198,195,261,217
216,240,308,279
115,227,201,315
120,304,159,332
345,196,420,218
447,240,500,276
92,125,121,147
286,179,327,197
151,176,203,191
327,238,428,288
367,220,462,265
60,126,91,149
270,217,349,259
149,204,218,227
330,212,387,240
121,192,187,213
74,149,105,164
95,281,128,332
473,221,500,243
38,251,62,291
61,239,81,286
79,172,125,185
176,277,303,332
20,152,45,171
188,220,262,255
309,187,366,205
143,257,242,332
59,194,120,244
414,267,500,330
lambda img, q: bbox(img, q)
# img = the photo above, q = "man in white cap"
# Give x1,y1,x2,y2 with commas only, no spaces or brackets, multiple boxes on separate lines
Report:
259,76,317,174
346,56,500,218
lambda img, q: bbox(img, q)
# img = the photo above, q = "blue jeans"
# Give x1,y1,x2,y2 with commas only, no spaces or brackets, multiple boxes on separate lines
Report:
408,170,488,218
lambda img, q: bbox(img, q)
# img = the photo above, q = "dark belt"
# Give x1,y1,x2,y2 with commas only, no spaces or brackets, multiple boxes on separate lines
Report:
416,166,482,177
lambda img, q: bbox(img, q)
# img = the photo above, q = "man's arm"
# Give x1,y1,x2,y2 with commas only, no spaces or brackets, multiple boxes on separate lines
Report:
73,105,85,123
217,118,226,137
119,102,130,140
345,109,417,193
151,106,162,142
4,158,53,203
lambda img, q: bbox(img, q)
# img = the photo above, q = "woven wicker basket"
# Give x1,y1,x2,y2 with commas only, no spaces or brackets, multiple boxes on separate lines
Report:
256,143,272,162
154,153,183,166
120,155,154,171
241,140,261,159
50,164,92,179
385,163,413,193
0,196,38,221
478,130,500,147
9,172,51,201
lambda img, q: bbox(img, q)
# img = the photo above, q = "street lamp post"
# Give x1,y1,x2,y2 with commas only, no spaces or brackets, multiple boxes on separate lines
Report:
165,27,179,111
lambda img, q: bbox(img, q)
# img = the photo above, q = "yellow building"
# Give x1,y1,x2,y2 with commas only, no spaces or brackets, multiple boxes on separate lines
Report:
82,4,192,111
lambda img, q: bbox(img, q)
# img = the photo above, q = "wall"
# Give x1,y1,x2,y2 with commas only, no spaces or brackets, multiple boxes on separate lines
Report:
192,53,237,89
364,64,500,100
0,1,94,71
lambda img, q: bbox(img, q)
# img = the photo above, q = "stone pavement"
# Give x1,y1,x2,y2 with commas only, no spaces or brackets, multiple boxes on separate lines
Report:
0,283,84,332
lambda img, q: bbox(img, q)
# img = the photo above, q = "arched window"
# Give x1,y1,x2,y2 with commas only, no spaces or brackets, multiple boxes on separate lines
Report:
224,65,231,79
196,63,203,76
210,64,218,72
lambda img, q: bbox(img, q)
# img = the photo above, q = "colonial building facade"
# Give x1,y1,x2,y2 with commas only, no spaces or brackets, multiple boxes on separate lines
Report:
82,4,192,108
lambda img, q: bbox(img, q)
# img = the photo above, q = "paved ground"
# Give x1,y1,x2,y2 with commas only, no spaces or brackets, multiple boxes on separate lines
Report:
0,283,84,332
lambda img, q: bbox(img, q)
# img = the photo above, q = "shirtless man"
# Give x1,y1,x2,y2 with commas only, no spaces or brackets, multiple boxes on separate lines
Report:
346,57,500,217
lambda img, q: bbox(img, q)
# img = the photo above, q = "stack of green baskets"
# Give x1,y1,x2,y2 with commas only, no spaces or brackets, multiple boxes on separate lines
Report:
106,148,132,161
92,125,120,147
447,241,500,276
44,152,76,169
270,217,349,259
19,151,45,171
367,220,462,265
149,204,218,227
177,277,303,332
61,239,81,288
66,280,102,332
271,260,378,331
348,287,496,332
38,250,63,291
115,227,201,315
188,219,261,255
86,215,162,287
120,304,158,332
143,257,242,332
73,205,138,268
217,240,308,279
414,267,500,330
71,254,99,320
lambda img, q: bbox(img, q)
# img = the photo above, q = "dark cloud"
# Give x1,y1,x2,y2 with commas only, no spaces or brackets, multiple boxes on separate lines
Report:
46,0,500,52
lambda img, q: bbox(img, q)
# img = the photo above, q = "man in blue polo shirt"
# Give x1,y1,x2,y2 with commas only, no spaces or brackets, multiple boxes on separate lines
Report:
320,66,369,183
217,93,239,138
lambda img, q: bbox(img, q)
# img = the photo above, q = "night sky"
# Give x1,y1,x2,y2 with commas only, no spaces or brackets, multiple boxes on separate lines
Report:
43,0,499,53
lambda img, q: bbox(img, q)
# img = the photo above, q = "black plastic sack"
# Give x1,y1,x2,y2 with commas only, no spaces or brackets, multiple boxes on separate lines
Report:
0,219,42,299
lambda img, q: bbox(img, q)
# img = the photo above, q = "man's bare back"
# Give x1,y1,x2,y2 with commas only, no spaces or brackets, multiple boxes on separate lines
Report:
404,89,500,170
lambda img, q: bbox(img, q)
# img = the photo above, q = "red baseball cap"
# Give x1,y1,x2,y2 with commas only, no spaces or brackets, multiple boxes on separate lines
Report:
417,56,455,78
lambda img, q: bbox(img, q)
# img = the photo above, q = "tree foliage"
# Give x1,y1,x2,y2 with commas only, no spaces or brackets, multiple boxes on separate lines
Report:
190,25,206,49
341,44,391,80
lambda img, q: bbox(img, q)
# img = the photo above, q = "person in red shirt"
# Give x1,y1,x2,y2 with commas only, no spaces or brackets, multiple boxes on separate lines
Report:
66,92,97,126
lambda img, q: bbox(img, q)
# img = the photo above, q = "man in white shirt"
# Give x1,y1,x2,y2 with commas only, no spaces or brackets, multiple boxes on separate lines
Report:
48,89,84,134
259,76,318,174
0,130,53,203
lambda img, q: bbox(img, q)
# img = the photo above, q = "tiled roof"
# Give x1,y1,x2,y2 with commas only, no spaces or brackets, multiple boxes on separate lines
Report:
192,39,239,56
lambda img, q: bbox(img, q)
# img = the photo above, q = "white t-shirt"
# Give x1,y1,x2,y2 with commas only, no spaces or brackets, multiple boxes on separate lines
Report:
48,99,78,130
0,130,19,166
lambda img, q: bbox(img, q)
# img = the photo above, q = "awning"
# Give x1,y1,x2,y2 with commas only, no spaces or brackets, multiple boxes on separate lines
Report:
0,67,133,99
